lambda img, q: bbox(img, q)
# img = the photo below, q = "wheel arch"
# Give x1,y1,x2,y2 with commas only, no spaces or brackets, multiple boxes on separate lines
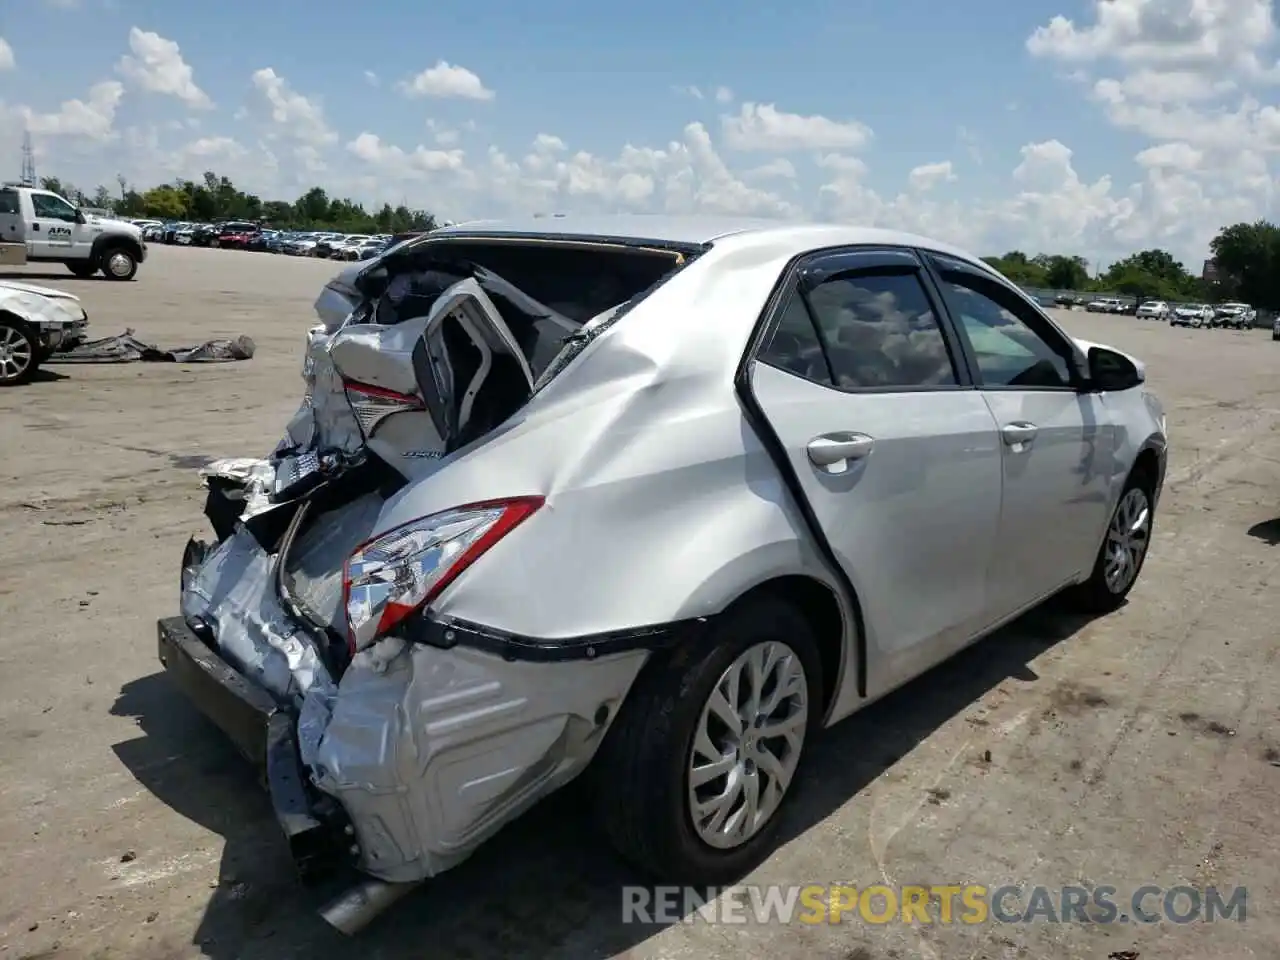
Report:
718,573,859,724
91,232,143,265
0,307,35,335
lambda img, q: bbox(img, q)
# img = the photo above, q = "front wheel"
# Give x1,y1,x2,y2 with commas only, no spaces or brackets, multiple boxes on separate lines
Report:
1070,472,1155,613
100,247,138,281
591,595,822,884
0,319,37,386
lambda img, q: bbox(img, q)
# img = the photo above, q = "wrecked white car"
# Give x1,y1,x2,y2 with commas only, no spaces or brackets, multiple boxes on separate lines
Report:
161,217,1167,934
0,280,90,385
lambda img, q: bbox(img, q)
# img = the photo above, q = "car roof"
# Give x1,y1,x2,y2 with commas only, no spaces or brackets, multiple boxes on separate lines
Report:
428,214,995,269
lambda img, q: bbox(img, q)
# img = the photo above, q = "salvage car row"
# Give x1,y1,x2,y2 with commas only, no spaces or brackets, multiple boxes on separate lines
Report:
1085,296,1260,329
130,219,402,261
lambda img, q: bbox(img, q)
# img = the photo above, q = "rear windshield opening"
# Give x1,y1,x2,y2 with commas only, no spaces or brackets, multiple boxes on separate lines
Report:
370,238,693,325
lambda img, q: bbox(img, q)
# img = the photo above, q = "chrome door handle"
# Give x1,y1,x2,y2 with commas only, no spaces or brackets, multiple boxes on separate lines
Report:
807,432,875,467
1001,422,1038,446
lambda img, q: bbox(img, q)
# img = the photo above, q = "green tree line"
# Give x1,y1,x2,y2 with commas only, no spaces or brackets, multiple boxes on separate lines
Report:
986,221,1280,310
33,171,1280,310
38,171,437,235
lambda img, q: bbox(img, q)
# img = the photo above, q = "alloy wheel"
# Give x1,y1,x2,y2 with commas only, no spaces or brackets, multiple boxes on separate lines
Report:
1104,486,1151,594
687,640,809,849
0,325,33,382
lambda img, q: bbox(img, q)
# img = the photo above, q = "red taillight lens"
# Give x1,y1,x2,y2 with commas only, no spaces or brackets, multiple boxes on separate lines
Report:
342,378,424,435
342,496,543,652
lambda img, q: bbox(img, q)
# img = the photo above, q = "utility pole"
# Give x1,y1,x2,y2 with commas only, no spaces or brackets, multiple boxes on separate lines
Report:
20,130,36,187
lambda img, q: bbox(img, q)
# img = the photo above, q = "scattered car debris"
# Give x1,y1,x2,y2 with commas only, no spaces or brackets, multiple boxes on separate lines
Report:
46,329,255,364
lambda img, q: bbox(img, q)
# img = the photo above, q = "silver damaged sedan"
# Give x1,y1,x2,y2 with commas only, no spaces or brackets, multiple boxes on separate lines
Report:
161,216,1168,932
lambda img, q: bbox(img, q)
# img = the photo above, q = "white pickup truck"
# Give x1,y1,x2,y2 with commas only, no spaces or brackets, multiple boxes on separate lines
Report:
0,184,146,280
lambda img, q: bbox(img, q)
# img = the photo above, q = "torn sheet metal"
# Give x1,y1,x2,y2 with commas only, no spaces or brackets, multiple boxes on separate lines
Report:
199,457,277,522
279,325,366,458
281,491,384,634
47,329,255,363
180,528,338,765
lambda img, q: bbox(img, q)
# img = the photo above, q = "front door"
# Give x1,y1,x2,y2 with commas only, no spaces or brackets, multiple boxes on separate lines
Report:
927,254,1114,618
748,250,1004,701
27,191,80,258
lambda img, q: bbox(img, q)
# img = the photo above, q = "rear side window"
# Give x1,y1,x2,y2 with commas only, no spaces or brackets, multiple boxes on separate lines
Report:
759,294,833,384
805,272,958,389
0,190,18,215
761,270,958,389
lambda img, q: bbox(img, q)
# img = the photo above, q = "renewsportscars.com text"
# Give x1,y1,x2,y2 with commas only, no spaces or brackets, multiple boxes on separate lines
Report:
622,884,1247,926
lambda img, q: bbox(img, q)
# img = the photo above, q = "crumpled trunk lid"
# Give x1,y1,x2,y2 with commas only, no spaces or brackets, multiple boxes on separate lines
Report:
184,237,690,713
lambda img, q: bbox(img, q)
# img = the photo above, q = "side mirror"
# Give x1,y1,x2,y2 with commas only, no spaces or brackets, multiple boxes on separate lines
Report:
1087,346,1143,392
74,209,87,224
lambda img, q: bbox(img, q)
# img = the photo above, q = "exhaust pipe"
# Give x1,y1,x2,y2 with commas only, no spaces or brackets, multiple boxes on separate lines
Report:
319,876,422,935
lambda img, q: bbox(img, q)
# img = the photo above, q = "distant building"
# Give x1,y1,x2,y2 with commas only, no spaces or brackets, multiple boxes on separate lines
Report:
1202,258,1219,281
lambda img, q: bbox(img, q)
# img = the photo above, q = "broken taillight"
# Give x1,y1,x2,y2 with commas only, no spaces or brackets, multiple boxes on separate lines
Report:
342,497,543,652
343,378,424,435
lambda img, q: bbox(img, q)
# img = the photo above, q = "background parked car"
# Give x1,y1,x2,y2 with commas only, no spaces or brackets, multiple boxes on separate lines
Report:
1214,303,1255,329
1136,300,1170,320
1171,303,1214,327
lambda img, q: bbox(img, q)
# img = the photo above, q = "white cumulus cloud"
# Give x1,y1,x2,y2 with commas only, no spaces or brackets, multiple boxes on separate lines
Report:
722,102,872,152
116,28,212,109
398,61,494,101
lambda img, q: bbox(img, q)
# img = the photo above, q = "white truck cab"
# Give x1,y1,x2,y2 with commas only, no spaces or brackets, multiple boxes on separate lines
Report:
0,184,146,280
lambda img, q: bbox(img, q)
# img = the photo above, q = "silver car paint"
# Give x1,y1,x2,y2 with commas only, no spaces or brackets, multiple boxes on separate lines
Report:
178,220,1166,886
0,279,89,331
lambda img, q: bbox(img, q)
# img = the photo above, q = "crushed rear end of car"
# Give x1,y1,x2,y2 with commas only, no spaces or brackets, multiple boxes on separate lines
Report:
159,230,698,932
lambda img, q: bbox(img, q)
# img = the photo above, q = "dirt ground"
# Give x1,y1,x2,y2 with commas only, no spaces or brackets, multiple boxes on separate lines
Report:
1,246,1278,960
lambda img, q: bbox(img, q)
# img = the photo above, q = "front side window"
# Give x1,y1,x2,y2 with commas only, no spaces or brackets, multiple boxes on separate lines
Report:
30,193,78,222
804,271,958,389
936,269,1073,389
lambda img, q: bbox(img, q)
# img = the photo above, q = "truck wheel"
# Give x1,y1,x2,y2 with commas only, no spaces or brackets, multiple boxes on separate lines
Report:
0,319,38,386
590,594,823,884
66,261,98,279
100,246,138,281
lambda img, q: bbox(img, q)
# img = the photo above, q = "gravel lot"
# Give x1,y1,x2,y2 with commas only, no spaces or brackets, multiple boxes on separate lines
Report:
2,246,1278,960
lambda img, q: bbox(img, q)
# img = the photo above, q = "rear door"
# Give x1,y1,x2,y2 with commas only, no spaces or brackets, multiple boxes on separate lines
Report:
747,248,1005,697
0,188,23,249
925,252,1113,618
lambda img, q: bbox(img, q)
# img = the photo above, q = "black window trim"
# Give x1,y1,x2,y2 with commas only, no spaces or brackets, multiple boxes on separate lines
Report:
753,244,976,395
921,250,1087,393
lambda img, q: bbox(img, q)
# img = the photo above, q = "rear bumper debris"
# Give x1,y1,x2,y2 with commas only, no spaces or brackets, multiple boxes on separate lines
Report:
173,523,653,886
156,616,345,882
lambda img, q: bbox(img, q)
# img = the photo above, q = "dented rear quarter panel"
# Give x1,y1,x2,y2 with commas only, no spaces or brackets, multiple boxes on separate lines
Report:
369,233,851,640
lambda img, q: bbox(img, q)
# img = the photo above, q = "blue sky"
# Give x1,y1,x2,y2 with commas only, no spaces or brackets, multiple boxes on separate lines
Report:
2,0,1277,267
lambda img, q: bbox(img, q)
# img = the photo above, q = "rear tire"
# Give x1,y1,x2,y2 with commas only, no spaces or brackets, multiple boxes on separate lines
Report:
591,595,823,884
0,319,38,386
100,246,138,281
66,261,98,279
1070,469,1156,614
